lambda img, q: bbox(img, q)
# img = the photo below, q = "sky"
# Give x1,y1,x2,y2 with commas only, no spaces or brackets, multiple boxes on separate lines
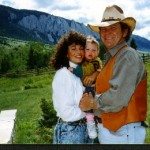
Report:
0,0,150,40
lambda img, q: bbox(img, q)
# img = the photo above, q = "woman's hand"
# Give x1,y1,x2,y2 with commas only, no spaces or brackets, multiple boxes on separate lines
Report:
79,93,98,111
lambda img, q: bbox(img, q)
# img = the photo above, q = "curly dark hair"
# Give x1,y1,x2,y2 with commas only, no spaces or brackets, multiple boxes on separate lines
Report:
53,30,86,70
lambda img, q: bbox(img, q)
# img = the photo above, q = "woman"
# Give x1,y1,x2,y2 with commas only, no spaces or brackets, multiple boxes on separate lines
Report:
52,31,92,144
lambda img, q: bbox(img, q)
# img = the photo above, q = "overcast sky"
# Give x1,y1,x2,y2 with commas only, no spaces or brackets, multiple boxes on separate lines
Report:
0,0,150,40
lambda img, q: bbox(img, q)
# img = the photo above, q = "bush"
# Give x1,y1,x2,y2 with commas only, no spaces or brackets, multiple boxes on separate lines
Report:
38,98,57,128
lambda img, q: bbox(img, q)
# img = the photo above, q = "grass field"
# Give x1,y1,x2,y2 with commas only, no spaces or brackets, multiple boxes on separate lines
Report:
145,62,150,143
0,72,55,143
0,63,150,144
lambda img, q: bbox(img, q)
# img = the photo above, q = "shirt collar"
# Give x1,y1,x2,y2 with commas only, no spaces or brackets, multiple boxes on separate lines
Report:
105,41,127,58
69,61,78,68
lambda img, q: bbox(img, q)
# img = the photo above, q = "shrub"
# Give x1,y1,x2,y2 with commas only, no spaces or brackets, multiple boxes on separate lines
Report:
38,98,57,128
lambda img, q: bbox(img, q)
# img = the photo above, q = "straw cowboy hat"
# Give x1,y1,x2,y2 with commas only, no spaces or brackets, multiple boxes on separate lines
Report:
88,5,136,33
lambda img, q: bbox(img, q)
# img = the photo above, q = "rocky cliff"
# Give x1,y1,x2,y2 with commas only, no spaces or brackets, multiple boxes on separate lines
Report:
0,4,150,51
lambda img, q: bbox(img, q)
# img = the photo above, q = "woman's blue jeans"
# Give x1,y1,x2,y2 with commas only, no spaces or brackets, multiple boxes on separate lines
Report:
53,121,93,144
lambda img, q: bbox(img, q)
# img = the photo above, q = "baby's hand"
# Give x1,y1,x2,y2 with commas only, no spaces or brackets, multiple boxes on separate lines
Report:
83,75,94,86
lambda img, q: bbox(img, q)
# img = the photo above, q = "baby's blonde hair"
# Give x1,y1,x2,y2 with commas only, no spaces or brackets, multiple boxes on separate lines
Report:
86,35,99,50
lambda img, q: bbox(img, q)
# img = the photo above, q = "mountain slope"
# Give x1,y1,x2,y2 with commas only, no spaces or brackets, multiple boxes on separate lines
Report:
0,4,150,51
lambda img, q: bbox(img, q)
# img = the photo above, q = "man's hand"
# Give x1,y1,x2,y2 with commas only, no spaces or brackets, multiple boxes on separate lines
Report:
79,93,98,111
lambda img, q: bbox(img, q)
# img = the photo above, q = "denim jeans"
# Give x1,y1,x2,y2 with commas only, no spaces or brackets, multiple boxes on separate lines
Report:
53,121,93,144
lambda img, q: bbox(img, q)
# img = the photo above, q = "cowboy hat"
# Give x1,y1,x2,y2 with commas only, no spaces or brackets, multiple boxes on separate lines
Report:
88,5,136,33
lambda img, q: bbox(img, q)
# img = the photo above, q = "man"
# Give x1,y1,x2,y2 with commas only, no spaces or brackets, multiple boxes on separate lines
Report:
79,5,147,144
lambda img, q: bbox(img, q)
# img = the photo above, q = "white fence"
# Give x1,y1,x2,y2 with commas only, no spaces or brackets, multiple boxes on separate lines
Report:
0,109,17,144
138,51,150,63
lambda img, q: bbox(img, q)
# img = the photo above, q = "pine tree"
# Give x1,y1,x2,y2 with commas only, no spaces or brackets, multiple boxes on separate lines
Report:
38,98,57,128
99,42,106,61
130,38,137,50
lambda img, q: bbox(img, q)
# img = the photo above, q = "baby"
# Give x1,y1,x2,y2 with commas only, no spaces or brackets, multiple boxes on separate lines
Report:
69,36,102,139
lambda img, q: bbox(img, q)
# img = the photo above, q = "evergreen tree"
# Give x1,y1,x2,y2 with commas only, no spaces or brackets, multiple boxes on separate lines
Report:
99,41,106,61
27,42,51,70
38,98,57,128
130,38,137,50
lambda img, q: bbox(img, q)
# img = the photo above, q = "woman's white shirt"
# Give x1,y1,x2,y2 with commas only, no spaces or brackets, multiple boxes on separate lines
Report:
52,67,85,122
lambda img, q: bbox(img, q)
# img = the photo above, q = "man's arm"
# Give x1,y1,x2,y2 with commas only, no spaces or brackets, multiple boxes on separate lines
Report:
96,50,145,113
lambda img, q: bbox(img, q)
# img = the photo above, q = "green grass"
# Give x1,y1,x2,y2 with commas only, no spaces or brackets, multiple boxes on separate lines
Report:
145,62,150,143
0,63,150,143
0,72,55,143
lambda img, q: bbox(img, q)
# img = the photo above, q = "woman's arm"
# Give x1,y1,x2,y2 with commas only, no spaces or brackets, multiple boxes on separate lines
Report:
52,68,85,122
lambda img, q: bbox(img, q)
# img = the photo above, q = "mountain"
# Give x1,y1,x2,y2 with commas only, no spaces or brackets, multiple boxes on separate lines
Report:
0,4,98,44
0,4,150,52
132,35,150,52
